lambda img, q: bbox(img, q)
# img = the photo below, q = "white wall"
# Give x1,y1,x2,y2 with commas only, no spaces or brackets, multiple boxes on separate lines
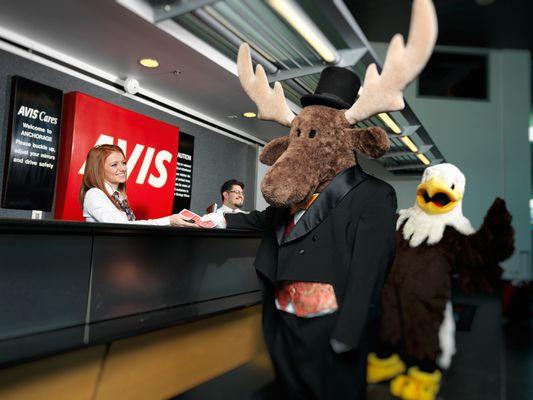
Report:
371,43,531,280
255,145,269,211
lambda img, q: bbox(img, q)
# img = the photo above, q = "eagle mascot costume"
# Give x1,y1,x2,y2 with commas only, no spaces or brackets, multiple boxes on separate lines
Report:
367,163,515,400
203,0,439,398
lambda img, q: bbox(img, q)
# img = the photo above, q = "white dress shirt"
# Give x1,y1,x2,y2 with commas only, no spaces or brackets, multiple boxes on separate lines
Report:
215,204,248,215
83,183,170,225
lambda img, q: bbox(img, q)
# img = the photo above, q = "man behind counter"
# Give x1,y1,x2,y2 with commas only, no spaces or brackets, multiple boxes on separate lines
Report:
216,179,248,215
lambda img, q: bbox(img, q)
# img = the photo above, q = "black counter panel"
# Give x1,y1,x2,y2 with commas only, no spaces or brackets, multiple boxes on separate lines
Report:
0,219,262,367
0,234,92,341
90,236,259,322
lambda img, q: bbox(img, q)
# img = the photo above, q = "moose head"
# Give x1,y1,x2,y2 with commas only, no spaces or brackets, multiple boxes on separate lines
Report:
238,0,437,208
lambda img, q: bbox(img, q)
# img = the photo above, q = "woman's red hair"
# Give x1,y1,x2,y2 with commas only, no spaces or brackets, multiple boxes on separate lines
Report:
79,144,126,208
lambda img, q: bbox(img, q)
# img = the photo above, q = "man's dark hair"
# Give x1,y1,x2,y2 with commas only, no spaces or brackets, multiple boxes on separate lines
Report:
220,179,244,201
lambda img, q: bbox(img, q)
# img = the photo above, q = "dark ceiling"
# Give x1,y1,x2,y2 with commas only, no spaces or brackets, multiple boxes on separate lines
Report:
346,0,532,51
347,0,532,114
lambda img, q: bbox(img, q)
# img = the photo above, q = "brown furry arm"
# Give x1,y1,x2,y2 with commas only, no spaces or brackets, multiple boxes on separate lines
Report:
477,198,515,261
455,198,515,293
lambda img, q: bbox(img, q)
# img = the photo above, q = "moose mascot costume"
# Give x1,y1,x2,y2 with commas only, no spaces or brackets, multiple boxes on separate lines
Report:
204,1,438,398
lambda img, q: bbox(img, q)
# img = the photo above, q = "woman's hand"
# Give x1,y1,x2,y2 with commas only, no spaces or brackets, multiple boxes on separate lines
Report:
169,214,199,228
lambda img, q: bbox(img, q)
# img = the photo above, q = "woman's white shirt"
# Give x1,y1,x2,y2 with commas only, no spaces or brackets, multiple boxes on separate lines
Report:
83,186,170,226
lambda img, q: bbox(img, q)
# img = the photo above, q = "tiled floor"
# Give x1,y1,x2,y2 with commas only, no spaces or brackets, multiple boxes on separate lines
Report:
174,292,532,400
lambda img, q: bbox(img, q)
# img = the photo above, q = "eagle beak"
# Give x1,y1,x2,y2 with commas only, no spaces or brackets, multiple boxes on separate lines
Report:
416,177,462,215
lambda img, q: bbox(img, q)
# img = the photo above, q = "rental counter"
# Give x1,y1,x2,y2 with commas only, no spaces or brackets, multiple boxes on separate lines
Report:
0,219,262,367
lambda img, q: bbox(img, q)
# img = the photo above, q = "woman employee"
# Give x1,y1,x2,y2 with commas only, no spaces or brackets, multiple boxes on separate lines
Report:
80,144,196,227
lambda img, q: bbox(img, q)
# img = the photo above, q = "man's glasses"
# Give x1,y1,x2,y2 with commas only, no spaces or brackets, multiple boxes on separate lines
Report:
228,190,245,196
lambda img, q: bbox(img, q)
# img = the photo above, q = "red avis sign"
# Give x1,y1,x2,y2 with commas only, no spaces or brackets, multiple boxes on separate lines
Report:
55,92,179,221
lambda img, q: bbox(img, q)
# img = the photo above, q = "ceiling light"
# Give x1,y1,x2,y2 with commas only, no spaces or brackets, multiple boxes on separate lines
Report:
243,112,257,118
267,0,339,63
139,58,159,68
417,153,431,165
378,113,402,134
400,136,418,153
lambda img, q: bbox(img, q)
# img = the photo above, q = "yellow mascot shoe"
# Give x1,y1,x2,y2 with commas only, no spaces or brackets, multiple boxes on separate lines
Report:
367,353,407,383
396,367,442,400
390,374,410,397
398,374,419,400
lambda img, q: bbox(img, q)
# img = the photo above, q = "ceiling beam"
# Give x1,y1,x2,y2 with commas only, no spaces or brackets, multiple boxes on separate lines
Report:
386,125,420,138
400,125,421,136
153,0,219,22
192,8,278,74
338,47,368,67
386,159,443,171
267,48,367,83
381,144,433,159
268,64,324,83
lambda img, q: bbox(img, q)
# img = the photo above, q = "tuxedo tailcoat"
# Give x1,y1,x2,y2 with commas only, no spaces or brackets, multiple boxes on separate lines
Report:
226,165,397,400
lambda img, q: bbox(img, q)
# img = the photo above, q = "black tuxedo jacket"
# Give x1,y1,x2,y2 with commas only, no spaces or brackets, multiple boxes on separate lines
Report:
226,165,397,350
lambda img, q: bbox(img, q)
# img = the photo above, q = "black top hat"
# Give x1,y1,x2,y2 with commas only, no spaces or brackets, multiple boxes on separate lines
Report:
300,66,361,110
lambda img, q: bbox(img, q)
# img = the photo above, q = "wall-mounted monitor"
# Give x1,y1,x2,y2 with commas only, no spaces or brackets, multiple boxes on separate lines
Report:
418,52,488,100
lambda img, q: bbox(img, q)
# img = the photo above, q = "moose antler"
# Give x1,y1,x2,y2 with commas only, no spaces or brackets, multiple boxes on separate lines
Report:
237,43,295,127
344,0,438,125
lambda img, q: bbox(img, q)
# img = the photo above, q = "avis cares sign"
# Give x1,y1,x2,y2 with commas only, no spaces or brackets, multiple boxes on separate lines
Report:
55,92,179,221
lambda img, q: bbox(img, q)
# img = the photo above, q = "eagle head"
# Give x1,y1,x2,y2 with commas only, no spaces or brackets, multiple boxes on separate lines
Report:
416,163,465,215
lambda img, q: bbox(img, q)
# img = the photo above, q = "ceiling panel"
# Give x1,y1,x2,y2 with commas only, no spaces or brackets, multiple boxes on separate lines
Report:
0,0,452,174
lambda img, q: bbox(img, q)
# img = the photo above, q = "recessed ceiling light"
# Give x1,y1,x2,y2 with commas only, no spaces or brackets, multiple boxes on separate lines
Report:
378,113,401,134
400,136,418,153
417,153,431,165
243,112,257,118
139,58,159,68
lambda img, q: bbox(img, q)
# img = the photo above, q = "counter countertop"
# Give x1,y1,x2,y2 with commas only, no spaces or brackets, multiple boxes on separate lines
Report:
0,218,262,237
